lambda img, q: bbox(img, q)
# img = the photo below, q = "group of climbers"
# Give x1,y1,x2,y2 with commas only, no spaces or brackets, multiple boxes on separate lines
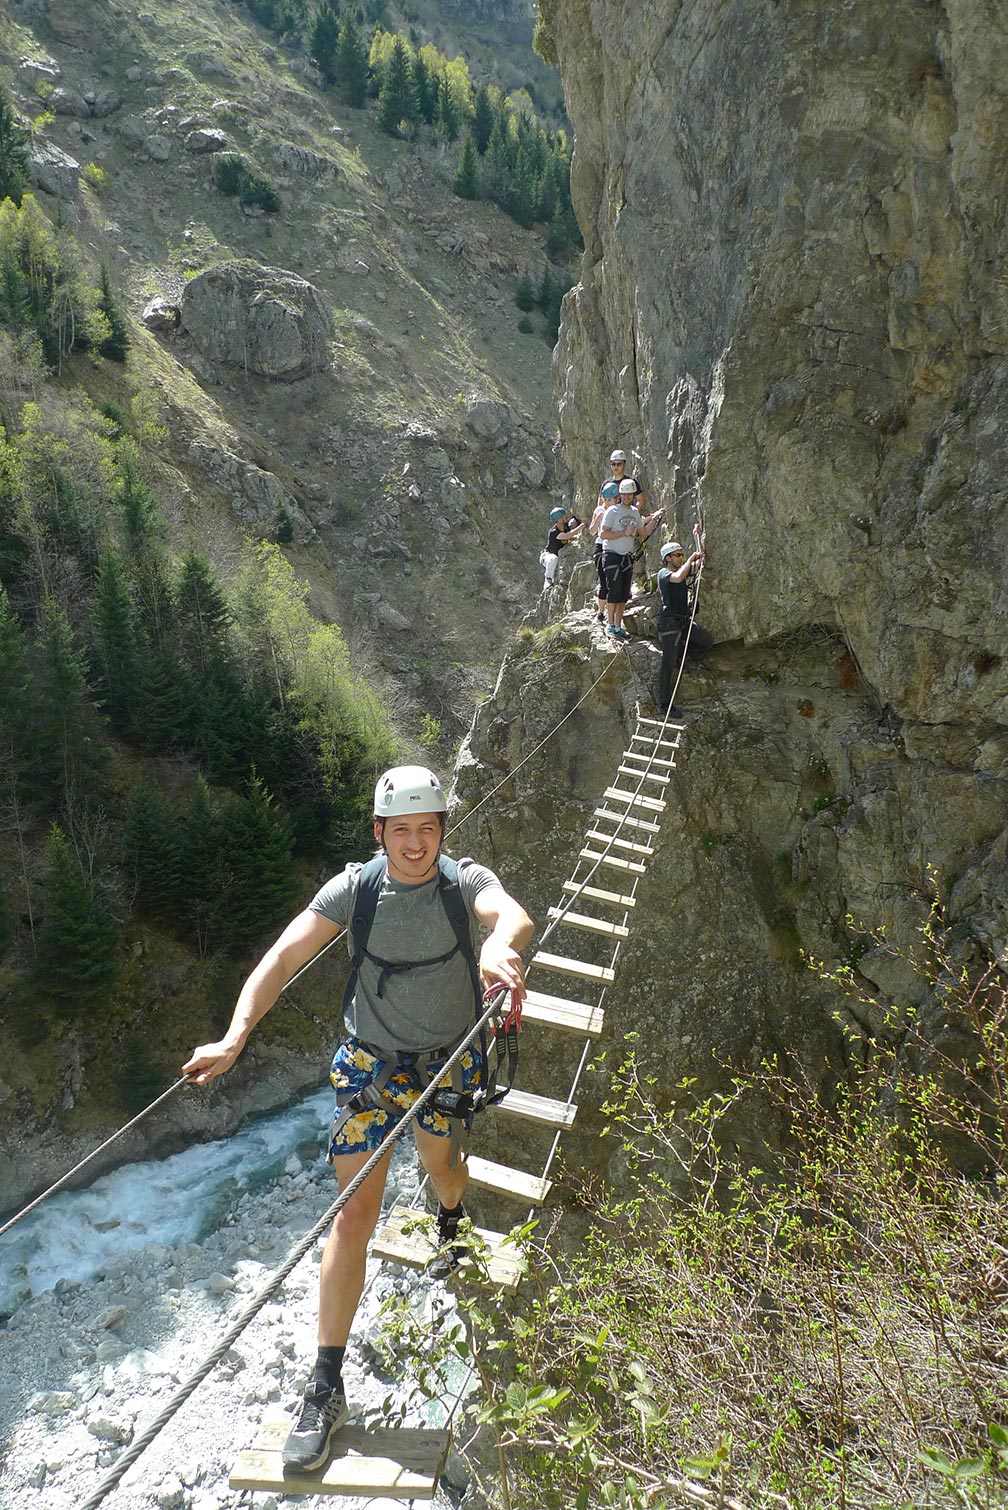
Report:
538,446,708,711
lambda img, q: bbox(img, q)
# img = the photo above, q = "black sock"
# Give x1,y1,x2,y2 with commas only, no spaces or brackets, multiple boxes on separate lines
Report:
437,1201,465,1241
313,1345,345,1391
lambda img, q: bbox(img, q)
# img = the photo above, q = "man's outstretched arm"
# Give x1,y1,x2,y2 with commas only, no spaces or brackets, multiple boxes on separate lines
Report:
473,889,534,997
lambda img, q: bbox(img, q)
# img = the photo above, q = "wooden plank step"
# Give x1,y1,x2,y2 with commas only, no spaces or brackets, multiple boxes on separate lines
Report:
585,829,655,856
630,730,680,749
494,1087,577,1129
618,765,671,785
532,949,616,982
562,879,636,908
372,1205,524,1291
593,807,661,833
637,716,686,731
622,749,677,768
580,847,647,875
230,1411,450,1499
547,906,629,939
604,787,667,811
466,1155,552,1206
523,986,605,1036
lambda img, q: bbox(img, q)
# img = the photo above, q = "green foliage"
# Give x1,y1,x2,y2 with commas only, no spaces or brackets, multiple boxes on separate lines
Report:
118,1032,165,1115
463,899,1008,1510
213,153,280,212
217,772,298,952
0,196,110,367
0,87,31,207
517,314,535,334
515,269,535,311
453,133,479,201
471,82,494,154
121,777,183,916
378,35,419,136
89,545,141,734
27,598,108,816
97,265,129,361
308,1,341,83
214,152,248,196
335,12,369,108
34,824,118,1016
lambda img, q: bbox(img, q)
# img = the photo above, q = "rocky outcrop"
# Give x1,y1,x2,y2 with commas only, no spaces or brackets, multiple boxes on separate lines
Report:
28,141,79,201
522,0,1008,1107
180,260,333,380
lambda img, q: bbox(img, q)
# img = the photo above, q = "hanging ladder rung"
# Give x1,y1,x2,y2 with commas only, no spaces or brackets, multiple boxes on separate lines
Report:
229,1412,451,1500
637,716,685,731
585,829,654,856
562,879,636,908
531,950,616,982
622,749,677,768
547,907,629,939
372,1205,524,1290
466,1156,552,1206
523,987,605,1037
593,807,661,833
604,787,666,811
630,732,679,751
494,1087,578,1128
618,765,671,784
580,847,647,875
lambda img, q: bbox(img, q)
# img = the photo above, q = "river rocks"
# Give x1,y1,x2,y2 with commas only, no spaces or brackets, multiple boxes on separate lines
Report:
180,260,333,380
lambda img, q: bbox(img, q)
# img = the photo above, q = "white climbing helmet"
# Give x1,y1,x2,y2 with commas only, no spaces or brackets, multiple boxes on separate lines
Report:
618,477,638,494
610,449,626,462
374,765,447,819
660,541,684,559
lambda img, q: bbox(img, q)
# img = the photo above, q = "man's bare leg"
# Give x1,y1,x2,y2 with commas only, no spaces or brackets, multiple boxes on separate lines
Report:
318,1147,393,1346
415,1125,469,1211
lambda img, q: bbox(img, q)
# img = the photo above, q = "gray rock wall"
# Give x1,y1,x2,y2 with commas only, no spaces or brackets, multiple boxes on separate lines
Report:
458,0,1008,1161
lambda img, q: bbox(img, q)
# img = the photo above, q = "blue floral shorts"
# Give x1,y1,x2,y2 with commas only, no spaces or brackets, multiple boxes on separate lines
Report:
327,1036,483,1158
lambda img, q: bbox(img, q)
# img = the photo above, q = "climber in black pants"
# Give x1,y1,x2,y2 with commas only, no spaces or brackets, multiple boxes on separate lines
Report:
656,541,711,714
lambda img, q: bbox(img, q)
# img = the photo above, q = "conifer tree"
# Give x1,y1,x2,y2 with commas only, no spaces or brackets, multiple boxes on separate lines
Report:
433,76,461,145
536,264,555,313
453,132,479,200
0,583,28,741
97,264,129,361
515,269,534,312
139,645,190,752
89,545,141,734
34,823,118,1016
335,12,369,107
0,870,13,957
308,1,341,84
182,777,227,957
29,598,107,813
378,36,418,136
176,542,230,678
412,53,436,125
0,88,30,208
118,454,163,555
471,83,494,155
219,773,298,953
121,777,183,917
484,111,515,207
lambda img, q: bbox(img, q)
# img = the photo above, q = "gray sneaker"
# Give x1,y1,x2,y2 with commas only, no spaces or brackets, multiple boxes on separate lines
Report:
282,1381,349,1472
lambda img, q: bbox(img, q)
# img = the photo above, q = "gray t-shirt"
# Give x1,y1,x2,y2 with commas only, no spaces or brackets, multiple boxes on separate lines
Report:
601,503,640,554
309,856,506,1053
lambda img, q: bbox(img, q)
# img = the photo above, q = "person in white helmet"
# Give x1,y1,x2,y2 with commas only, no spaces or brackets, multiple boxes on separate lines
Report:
183,764,532,1472
599,478,665,638
656,539,708,713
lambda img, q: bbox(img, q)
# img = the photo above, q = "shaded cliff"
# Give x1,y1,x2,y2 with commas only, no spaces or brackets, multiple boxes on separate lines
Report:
458,0,1007,1160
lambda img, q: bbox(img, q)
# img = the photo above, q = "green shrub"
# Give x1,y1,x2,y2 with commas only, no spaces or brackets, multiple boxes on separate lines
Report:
517,315,535,334
214,152,249,195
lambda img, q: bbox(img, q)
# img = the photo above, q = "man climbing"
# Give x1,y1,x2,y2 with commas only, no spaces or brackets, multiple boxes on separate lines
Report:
542,504,584,590
182,765,533,1473
600,478,664,639
656,540,710,714
589,481,619,621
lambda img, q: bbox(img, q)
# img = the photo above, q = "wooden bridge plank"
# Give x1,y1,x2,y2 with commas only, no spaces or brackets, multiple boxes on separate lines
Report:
229,1413,450,1499
532,949,616,982
466,1155,552,1206
584,829,654,856
618,765,671,784
579,847,647,875
593,807,662,833
637,716,686,731
372,1205,524,1291
494,1087,577,1128
604,787,667,810
523,986,606,1037
547,906,630,939
630,731,680,750
561,879,636,908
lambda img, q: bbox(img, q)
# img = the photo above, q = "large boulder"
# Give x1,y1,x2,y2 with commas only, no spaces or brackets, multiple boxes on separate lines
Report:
180,260,333,379
29,141,79,201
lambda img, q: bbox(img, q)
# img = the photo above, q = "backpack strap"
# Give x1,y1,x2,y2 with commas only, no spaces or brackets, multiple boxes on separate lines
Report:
341,853,387,1019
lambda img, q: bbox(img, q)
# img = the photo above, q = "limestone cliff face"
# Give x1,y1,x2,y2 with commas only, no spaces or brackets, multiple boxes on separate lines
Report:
457,0,1007,1162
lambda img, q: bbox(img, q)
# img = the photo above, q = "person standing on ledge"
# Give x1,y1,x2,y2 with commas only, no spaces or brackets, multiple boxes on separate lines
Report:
542,504,584,591
183,765,533,1473
656,540,710,714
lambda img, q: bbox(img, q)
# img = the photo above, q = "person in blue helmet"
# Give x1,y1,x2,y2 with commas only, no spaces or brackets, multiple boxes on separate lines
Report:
183,764,533,1473
541,503,584,590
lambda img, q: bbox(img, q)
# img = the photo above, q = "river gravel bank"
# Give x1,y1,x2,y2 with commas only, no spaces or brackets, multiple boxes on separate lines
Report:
0,1132,481,1510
